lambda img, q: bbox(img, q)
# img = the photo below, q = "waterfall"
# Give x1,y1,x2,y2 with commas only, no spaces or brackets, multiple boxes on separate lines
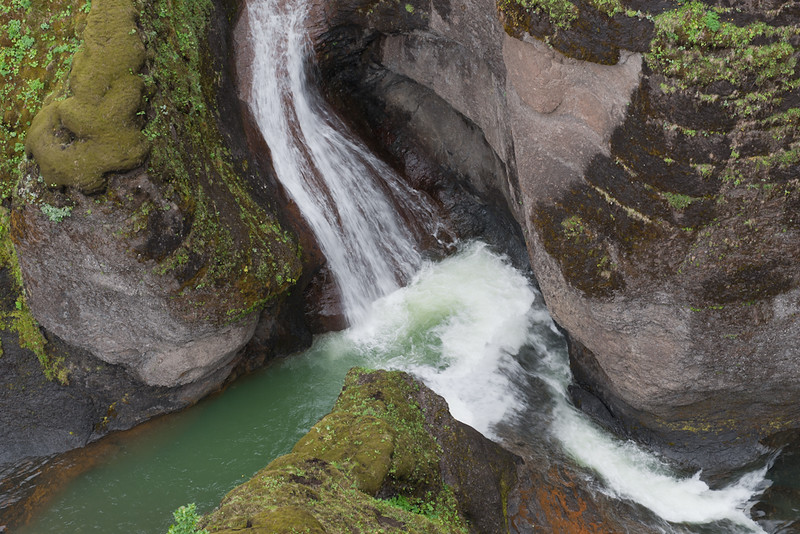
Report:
239,1,773,532
244,0,438,326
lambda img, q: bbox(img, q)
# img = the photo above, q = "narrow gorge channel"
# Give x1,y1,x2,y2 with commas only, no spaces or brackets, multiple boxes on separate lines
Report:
7,0,799,532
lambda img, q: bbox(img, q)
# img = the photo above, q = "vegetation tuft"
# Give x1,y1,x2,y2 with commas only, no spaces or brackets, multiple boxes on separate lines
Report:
0,208,67,383
168,503,209,534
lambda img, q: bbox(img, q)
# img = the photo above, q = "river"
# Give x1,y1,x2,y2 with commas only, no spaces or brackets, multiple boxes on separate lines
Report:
15,242,789,533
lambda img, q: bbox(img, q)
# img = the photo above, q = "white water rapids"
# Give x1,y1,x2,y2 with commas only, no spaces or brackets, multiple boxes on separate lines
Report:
242,0,773,531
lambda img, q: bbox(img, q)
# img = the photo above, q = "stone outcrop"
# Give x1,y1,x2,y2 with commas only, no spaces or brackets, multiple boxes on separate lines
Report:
12,173,261,388
310,0,800,468
197,368,666,533
1,0,314,467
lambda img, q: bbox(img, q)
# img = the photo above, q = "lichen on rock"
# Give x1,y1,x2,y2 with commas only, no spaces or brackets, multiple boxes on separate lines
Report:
25,0,149,193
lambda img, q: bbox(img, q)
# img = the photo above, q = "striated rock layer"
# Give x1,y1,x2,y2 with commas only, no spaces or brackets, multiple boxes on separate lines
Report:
309,0,800,468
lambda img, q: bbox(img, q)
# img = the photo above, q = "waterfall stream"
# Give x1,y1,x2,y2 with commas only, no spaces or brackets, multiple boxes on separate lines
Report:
4,0,784,531
245,0,440,325
242,0,773,530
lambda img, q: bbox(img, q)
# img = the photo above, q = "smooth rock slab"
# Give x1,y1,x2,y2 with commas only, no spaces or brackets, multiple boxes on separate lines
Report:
12,173,257,388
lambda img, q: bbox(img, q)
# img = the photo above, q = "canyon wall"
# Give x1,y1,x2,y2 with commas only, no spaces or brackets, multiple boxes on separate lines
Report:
0,0,316,464
310,0,800,468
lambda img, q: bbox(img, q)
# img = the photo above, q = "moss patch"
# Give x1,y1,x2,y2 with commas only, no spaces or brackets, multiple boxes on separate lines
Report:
132,0,302,323
0,0,91,381
0,207,67,383
25,0,149,193
0,0,91,199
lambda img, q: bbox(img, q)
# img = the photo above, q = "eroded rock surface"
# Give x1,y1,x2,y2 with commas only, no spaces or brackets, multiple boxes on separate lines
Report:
12,174,259,388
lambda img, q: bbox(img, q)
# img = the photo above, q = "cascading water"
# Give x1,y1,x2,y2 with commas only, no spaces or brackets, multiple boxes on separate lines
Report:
241,0,775,527
6,0,783,532
529,326,772,533
245,0,439,325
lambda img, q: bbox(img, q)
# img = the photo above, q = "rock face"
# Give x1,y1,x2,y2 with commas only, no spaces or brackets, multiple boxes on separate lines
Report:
1,0,313,466
12,174,259,388
310,0,800,467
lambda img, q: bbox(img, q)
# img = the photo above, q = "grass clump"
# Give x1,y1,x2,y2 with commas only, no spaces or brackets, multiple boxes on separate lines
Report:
662,192,697,211
167,504,209,534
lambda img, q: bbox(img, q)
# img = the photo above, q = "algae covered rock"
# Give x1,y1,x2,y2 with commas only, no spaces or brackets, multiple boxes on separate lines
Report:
25,0,149,193
200,368,519,533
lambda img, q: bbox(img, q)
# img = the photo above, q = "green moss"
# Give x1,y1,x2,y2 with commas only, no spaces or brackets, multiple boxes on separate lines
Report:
647,2,799,118
508,0,578,29
0,0,90,199
200,369,469,534
662,191,697,211
134,0,302,323
587,0,622,18
0,208,67,383
25,0,149,193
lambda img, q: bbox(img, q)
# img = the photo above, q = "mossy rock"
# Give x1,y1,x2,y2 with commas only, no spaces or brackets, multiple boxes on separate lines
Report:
292,412,396,495
200,369,523,533
26,0,149,193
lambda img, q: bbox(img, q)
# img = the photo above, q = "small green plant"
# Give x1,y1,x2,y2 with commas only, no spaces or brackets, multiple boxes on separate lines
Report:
40,204,73,222
167,504,208,534
515,0,578,29
561,214,586,239
702,10,720,32
662,192,696,211
405,3,414,12
385,494,437,517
